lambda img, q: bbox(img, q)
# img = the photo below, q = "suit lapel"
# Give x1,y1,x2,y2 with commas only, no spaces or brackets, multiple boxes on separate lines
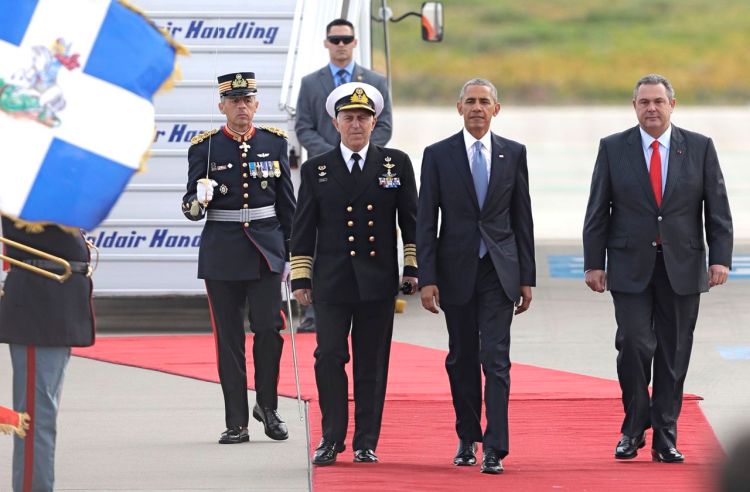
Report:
624,126,658,209
349,145,384,202
661,126,685,207
449,132,480,211
487,133,508,198
316,66,335,99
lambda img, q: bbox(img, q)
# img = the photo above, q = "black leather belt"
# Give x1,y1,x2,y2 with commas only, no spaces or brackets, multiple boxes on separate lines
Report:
22,259,91,275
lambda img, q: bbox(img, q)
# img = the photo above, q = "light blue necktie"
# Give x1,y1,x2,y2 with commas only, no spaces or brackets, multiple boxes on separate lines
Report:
471,141,489,257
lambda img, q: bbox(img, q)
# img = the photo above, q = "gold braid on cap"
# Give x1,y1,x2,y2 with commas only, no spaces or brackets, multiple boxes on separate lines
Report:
350,87,369,104
219,75,257,95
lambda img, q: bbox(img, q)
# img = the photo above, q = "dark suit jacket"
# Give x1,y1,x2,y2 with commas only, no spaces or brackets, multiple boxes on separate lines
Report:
295,64,392,157
182,126,296,280
583,125,733,295
0,216,95,347
290,145,417,302
417,131,536,305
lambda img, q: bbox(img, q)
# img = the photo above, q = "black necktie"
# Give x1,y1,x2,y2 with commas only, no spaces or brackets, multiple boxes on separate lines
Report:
351,153,362,177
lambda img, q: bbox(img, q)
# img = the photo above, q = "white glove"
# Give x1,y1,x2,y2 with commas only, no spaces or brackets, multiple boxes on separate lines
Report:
281,262,291,283
197,179,218,204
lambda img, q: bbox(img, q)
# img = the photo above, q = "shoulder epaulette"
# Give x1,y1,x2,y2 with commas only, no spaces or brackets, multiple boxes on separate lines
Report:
258,125,288,139
190,128,219,145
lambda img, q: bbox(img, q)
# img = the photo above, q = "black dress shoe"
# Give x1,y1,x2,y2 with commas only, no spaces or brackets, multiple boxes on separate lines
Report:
614,433,646,459
480,449,504,474
651,447,684,463
313,439,346,466
297,317,315,333
252,404,289,441
219,426,249,444
353,449,378,463
453,440,478,466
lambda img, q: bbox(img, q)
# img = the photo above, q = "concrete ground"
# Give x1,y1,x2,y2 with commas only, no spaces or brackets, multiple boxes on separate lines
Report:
2,106,748,489
2,242,749,490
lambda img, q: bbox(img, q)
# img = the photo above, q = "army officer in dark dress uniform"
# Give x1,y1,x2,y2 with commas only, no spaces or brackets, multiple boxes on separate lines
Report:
182,72,296,444
290,82,418,466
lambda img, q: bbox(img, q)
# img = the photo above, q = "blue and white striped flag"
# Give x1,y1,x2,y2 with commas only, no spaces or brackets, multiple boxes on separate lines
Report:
0,0,183,230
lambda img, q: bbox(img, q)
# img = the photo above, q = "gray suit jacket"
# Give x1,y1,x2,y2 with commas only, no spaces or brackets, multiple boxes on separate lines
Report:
583,125,733,295
417,131,536,305
295,64,392,158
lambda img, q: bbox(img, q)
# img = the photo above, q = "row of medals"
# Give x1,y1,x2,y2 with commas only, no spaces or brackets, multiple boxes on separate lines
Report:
240,142,280,190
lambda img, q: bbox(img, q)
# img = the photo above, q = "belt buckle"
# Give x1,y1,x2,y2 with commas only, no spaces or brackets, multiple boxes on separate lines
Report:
241,208,252,223
86,264,93,277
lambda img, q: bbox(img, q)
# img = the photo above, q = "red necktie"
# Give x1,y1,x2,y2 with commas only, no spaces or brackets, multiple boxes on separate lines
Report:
649,140,662,207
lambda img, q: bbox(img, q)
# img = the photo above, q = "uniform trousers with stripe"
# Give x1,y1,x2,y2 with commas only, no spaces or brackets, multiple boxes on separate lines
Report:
10,344,71,492
314,298,395,451
205,264,283,428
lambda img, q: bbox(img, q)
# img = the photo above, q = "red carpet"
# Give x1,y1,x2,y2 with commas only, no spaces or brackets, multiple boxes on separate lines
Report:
74,335,721,491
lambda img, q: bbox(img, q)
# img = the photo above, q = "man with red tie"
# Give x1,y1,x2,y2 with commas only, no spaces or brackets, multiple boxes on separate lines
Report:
583,74,733,463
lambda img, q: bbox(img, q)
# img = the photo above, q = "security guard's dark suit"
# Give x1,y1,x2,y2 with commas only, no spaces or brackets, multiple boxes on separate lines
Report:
183,125,296,428
290,144,417,451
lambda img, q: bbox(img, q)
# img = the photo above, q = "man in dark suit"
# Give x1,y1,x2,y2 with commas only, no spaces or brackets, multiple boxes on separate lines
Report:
295,18,392,159
290,82,417,466
0,216,96,491
182,71,296,445
417,78,536,474
583,74,733,463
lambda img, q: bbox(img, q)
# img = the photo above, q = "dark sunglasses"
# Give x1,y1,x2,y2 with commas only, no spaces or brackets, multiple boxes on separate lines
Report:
327,35,355,45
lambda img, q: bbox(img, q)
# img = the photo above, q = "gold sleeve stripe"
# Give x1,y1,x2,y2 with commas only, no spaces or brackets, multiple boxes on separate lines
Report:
403,243,417,268
291,255,313,279
290,266,312,280
291,256,313,265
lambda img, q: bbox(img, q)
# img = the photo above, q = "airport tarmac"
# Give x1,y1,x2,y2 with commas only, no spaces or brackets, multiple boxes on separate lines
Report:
2,241,749,491
2,106,748,489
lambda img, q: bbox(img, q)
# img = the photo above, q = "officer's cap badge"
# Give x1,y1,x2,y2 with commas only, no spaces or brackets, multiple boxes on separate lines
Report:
350,88,369,105
232,73,248,88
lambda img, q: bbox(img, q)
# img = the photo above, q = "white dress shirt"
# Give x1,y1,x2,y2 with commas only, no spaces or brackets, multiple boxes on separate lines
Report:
340,142,369,172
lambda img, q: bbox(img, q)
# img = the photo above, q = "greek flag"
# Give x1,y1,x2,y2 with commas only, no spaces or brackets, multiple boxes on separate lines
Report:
0,0,182,230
